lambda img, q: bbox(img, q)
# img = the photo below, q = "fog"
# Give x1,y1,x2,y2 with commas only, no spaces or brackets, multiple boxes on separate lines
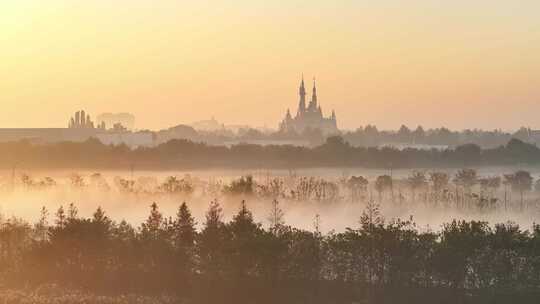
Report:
1,167,539,233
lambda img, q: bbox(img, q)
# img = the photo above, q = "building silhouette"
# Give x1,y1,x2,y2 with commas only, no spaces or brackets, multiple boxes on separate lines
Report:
68,110,100,129
0,110,152,147
279,76,338,134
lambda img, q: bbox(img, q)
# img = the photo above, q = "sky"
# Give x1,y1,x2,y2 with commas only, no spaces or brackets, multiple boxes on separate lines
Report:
1,1,539,131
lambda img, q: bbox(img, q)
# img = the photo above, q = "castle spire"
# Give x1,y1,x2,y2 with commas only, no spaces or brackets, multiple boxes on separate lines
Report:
311,77,318,106
297,74,306,116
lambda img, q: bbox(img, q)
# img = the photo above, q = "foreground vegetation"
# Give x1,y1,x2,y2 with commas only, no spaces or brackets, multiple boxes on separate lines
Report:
0,199,539,304
0,285,179,304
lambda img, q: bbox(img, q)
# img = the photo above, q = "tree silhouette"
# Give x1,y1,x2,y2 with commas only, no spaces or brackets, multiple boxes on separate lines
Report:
174,202,197,248
347,176,369,202
504,171,532,210
407,171,427,203
268,199,285,233
198,199,226,279
453,169,478,208
374,175,392,203
33,206,49,243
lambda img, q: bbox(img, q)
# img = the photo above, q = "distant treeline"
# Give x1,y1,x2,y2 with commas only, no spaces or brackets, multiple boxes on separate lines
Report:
160,123,534,148
2,201,540,303
2,136,540,170
341,125,522,148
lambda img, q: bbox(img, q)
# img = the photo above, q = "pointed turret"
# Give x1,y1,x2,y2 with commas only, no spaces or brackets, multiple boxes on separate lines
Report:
311,78,318,106
81,110,86,126
297,74,306,116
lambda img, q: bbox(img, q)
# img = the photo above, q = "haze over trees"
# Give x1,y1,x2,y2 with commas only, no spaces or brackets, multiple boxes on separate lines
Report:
3,137,540,170
156,122,539,149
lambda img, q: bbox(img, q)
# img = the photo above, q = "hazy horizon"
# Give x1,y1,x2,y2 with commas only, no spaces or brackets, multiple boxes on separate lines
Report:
1,1,539,131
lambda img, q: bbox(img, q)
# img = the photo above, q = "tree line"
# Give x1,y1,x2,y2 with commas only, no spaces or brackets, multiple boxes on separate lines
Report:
341,125,533,148
1,201,540,303
156,122,535,149
2,136,540,170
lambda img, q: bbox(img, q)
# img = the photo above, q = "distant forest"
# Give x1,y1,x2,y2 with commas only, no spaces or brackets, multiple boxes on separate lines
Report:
162,123,535,148
1,201,540,303
3,136,540,170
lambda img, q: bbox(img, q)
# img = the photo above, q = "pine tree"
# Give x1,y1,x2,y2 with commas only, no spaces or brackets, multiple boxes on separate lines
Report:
34,206,49,242
55,206,66,229
174,202,197,248
360,200,384,230
67,203,78,222
199,199,225,277
268,199,285,233
231,200,256,233
92,206,112,238
205,199,223,229
142,202,164,240
229,200,260,281
313,213,322,236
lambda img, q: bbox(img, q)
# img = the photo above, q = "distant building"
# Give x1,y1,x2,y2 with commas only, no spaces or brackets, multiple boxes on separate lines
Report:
0,110,153,148
68,110,99,129
96,113,135,130
191,117,224,132
279,77,338,135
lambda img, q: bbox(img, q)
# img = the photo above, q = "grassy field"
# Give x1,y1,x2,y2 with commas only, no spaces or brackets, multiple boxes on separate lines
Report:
0,285,180,304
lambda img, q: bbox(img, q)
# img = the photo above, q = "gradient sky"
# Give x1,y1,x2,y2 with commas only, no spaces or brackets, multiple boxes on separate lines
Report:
1,1,539,131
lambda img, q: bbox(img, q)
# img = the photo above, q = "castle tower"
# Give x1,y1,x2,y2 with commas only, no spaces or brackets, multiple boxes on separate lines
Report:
312,79,317,104
297,75,306,116
81,110,86,126
280,76,339,135
308,78,318,111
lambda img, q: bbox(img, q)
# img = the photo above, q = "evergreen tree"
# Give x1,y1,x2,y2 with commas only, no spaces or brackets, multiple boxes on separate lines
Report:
228,200,261,282
268,199,285,233
198,200,226,278
34,206,49,242
204,199,223,230
174,202,197,248
55,206,66,229
141,202,164,240
67,203,78,222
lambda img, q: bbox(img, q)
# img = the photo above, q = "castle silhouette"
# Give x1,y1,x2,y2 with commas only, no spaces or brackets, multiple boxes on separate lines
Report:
279,76,338,134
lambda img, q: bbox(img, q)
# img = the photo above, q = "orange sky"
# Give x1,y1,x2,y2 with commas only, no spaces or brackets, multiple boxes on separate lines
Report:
1,1,539,131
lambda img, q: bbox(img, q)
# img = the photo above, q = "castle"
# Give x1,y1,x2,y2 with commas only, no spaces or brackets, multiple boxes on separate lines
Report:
279,77,338,135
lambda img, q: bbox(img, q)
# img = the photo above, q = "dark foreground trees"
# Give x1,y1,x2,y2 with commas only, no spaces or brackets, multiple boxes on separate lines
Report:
2,201,540,304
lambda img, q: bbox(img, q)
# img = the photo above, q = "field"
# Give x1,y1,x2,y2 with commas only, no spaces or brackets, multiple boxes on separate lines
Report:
0,285,179,304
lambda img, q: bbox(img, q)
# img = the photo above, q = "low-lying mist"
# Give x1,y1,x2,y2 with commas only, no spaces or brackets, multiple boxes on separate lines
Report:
1,168,539,232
